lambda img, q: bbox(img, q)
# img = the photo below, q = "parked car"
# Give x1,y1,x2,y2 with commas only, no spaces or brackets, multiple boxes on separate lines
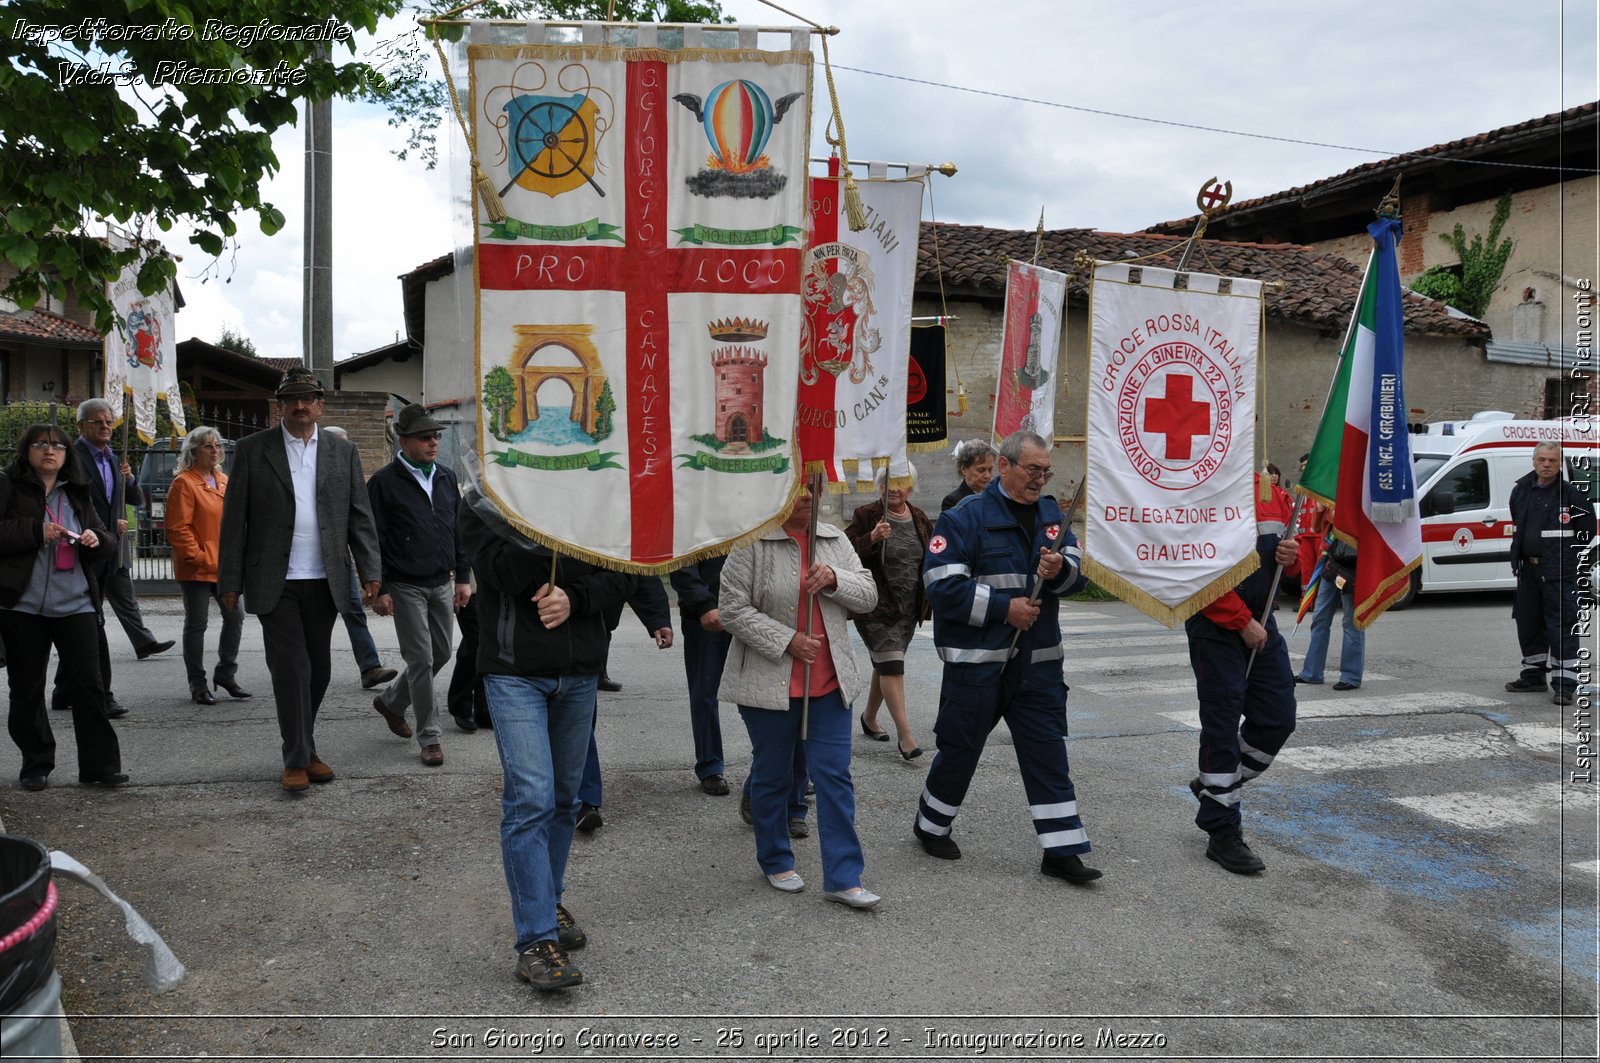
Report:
135,437,236,557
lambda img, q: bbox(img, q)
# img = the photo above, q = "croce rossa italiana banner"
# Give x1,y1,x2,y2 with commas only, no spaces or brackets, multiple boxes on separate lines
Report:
1083,263,1263,625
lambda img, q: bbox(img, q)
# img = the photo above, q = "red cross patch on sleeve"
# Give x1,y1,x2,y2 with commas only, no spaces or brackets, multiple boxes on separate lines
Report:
929,535,948,554
1045,523,1061,540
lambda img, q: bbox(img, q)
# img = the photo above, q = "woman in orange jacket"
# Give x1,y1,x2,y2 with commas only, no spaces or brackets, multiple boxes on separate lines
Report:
165,427,250,705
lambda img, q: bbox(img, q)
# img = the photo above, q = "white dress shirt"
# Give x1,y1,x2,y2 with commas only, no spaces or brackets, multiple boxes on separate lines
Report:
282,423,327,580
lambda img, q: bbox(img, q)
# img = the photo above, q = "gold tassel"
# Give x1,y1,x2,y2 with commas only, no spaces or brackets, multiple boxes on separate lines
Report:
1258,467,1272,502
956,382,970,415
841,170,867,231
475,165,507,223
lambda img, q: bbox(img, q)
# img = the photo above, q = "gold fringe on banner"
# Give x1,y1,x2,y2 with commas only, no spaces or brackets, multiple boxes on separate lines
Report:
465,43,809,65
1081,552,1260,630
477,468,804,576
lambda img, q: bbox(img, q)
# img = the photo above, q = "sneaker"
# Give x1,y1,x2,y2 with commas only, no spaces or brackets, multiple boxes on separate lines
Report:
913,820,961,860
1505,677,1548,693
516,940,583,991
1206,830,1266,874
1040,853,1103,884
787,818,809,838
1554,689,1576,706
555,903,587,950
576,804,603,833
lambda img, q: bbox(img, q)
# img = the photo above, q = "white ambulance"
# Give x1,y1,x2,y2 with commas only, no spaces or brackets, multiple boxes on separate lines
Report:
1397,411,1598,607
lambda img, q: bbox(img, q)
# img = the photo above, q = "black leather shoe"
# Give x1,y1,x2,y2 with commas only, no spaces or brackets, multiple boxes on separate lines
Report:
214,677,252,699
700,773,729,796
1206,830,1266,874
451,713,479,733
576,804,603,832
191,688,217,706
136,639,175,660
20,773,47,792
598,674,622,692
83,773,129,789
1041,853,1103,884
106,701,129,719
1505,677,1548,693
913,821,961,860
1331,681,1359,691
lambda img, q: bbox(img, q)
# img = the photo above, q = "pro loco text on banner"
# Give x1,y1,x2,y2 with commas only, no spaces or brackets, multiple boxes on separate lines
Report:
1083,262,1263,626
468,24,813,572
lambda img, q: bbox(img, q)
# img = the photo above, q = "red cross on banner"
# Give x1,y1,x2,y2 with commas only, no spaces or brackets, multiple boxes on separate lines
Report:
469,36,812,572
1142,373,1212,460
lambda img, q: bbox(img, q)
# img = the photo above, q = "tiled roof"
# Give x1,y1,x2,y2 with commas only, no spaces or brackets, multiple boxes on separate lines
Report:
916,222,1488,339
1144,101,1599,235
0,308,102,347
260,356,303,372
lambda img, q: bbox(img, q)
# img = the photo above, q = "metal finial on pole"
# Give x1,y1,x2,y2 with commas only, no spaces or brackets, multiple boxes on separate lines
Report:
1175,177,1232,273
1031,207,1046,265
1376,174,1403,219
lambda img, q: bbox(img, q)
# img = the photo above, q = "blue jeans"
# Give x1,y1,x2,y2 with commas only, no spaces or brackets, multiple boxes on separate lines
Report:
484,672,598,954
342,569,381,674
741,744,809,819
739,689,863,892
1298,584,1365,686
681,620,730,778
579,715,602,808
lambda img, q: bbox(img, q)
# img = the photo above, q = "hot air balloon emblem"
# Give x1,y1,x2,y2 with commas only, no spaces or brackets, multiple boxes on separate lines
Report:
675,80,804,199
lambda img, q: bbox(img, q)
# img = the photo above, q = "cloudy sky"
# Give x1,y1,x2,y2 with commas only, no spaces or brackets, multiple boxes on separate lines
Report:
170,0,1598,364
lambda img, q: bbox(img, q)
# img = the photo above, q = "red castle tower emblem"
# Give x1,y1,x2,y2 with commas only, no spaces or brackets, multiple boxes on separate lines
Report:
709,317,768,450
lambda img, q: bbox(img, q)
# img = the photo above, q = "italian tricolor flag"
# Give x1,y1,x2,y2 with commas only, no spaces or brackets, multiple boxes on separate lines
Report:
1295,216,1421,629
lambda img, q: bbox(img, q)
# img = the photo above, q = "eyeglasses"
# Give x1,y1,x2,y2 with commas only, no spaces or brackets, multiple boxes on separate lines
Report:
409,432,441,443
198,442,223,450
281,395,323,408
29,442,68,452
1018,463,1054,482
83,420,115,429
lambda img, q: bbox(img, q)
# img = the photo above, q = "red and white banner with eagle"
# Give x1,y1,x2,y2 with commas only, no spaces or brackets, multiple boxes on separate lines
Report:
467,24,812,572
993,260,1067,441
1083,262,1263,625
795,172,923,490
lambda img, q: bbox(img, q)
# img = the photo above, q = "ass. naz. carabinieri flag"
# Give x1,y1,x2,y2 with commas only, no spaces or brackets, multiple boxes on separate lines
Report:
1083,263,1263,626
468,23,812,572
1296,216,1421,628
795,173,923,489
105,229,185,444
992,260,1067,440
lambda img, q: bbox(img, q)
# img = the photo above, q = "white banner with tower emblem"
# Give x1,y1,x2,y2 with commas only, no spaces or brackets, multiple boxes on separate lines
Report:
105,230,184,444
795,173,923,490
467,23,812,572
1083,262,1262,626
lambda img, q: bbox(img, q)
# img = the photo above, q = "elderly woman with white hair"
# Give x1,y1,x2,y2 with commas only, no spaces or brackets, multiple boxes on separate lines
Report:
844,464,933,758
165,426,249,705
942,438,995,512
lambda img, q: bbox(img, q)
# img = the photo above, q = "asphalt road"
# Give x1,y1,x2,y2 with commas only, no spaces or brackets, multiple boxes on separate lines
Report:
0,586,1595,1061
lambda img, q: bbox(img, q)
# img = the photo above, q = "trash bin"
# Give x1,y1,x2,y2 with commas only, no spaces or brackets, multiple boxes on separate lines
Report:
0,836,62,1061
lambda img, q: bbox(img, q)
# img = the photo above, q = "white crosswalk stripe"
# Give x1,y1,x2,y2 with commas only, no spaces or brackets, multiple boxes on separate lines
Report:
1158,691,1506,729
1281,731,1515,772
1390,782,1599,829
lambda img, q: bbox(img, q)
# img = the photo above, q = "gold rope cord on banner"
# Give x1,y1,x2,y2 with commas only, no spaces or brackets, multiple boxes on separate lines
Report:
429,17,507,223
924,174,968,418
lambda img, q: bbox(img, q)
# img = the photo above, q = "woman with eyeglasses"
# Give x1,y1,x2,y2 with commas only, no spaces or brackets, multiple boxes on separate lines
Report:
166,426,250,706
0,423,126,790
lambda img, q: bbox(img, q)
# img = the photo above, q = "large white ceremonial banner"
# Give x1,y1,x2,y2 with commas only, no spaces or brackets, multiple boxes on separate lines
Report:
1083,262,1262,626
468,23,812,572
992,261,1067,441
796,173,923,490
105,232,184,444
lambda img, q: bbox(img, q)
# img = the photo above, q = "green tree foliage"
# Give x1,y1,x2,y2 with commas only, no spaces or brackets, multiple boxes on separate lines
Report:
482,366,516,439
216,326,260,359
591,378,616,442
0,0,406,333
1408,266,1466,310
370,0,729,170
1434,191,1516,320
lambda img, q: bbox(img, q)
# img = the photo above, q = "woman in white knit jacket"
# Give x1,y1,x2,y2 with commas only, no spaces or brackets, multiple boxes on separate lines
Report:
719,483,881,909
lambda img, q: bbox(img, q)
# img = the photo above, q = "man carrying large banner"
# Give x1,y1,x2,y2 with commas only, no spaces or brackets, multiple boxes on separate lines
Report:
796,172,922,489
105,231,184,443
1083,263,1263,624
469,27,813,571
993,261,1066,442
1297,215,1423,629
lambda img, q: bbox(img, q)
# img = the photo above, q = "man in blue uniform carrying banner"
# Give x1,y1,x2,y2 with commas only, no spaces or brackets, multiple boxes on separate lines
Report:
912,430,1102,885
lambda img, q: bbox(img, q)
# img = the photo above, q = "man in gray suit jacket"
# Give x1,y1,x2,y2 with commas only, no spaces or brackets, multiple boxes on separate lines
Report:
219,367,382,792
